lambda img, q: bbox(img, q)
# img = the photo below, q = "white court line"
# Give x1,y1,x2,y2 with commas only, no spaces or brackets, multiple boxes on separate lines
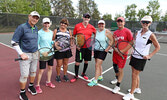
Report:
0,42,139,100
66,58,139,100
0,42,13,49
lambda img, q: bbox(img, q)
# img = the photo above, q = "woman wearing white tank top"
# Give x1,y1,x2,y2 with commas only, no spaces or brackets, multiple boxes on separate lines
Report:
123,16,160,100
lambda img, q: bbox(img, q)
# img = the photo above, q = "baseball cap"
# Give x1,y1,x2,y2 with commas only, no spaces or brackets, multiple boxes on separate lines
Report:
83,13,90,18
141,15,152,22
117,17,125,22
42,17,51,23
30,11,40,18
98,20,105,24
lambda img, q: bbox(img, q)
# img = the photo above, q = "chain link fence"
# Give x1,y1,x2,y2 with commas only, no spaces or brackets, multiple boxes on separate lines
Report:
0,13,167,33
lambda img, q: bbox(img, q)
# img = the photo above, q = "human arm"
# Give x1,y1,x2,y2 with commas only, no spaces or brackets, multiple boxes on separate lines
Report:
143,33,160,59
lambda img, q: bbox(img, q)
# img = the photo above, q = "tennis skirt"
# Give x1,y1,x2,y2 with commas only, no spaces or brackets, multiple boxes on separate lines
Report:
54,49,72,59
129,56,147,71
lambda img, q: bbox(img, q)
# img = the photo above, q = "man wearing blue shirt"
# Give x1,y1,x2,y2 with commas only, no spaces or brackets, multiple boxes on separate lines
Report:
11,11,40,100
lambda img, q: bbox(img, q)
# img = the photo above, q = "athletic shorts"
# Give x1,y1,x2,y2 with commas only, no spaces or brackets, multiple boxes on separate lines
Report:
94,51,107,60
129,56,147,71
54,49,72,59
75,48,92,62
19,52,38,77
112,52,127,68
39,57,54,69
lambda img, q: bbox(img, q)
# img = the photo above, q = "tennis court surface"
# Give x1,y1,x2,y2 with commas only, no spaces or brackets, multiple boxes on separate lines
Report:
0,32,167,100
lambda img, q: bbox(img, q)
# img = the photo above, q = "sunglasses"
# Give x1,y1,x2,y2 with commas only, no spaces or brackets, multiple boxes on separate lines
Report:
117,19,123,22
141,21,150,24
84,16,90,19
44,22,50,24
61,22,68,25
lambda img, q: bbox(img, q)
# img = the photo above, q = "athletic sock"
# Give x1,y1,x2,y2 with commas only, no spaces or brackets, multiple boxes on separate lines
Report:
75,65,79,77
29,83,34,87
82,63,88,74
116,76,118,79
116,82,120,87
20,89,25,93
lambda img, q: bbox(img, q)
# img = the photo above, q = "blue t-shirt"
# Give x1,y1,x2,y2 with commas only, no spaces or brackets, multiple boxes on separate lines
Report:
95,29,108,51
12,21,38,53
38,29,53,49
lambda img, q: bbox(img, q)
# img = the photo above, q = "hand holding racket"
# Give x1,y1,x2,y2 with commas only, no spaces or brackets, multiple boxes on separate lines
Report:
15,35,71,61
86,37,112,54
111,35,125,59
116,41,150,60
74,33,85,60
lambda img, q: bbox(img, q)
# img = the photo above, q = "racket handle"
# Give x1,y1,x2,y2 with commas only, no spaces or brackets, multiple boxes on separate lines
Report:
120,55,124,59
15,58,22,61
108,51,112,54
79,52,82,60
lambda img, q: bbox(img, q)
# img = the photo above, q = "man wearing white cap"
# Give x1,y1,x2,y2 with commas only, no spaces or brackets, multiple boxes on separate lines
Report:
11,11,40,100
35,17,55,94
123,15,160,100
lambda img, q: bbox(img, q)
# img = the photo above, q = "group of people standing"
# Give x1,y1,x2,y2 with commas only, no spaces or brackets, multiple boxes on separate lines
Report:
11,11,160,100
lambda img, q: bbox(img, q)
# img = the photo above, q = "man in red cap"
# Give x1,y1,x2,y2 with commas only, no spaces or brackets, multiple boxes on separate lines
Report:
111,17,133,94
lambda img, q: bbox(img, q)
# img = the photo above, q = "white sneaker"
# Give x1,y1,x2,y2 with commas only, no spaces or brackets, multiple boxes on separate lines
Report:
128,88,141,94
112,86,120,93
123,93,134,100
110,78,118,84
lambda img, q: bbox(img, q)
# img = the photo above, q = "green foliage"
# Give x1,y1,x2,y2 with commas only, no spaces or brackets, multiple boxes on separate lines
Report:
137,9,147,21
0,0,51,16
102,14,112,20
146,0,161,21
125,4,137,21
51,0,75,17
78,0,90,18
114,13,124,21
78,0,100,19
161,11,167,21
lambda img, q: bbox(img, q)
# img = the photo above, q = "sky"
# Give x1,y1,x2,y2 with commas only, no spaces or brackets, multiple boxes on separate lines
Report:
72,0,167,19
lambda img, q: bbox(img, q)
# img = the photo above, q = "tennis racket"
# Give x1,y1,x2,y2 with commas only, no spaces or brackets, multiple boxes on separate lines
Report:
74,33,85,60
116,41,150,60
85,37,112,53
14,47,54,61
15,35,71,61
111,34,125,59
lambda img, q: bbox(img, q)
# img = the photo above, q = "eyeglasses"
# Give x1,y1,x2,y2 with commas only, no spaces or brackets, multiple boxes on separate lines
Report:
141,21,150,24
32,16,39,20
44,22,50,24
117,19,123,22
84,16,90,19
61,22,68,25
98,23,104,25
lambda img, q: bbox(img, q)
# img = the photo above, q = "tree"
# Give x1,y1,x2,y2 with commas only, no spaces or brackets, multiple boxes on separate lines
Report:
102,13,112,20
0,0,13,13
78,0,100,19
161,11,167,21
89,0,100,20
137,9,147,21
125,4,137,21
30,0,51,16
51,0,75,17
10,0,31,14
114,13,124,21
78,0,90,18
146,0,161,21
0,0,51,16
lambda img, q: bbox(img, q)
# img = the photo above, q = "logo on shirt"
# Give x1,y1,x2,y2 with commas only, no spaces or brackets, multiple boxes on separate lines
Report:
143,37,146,39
